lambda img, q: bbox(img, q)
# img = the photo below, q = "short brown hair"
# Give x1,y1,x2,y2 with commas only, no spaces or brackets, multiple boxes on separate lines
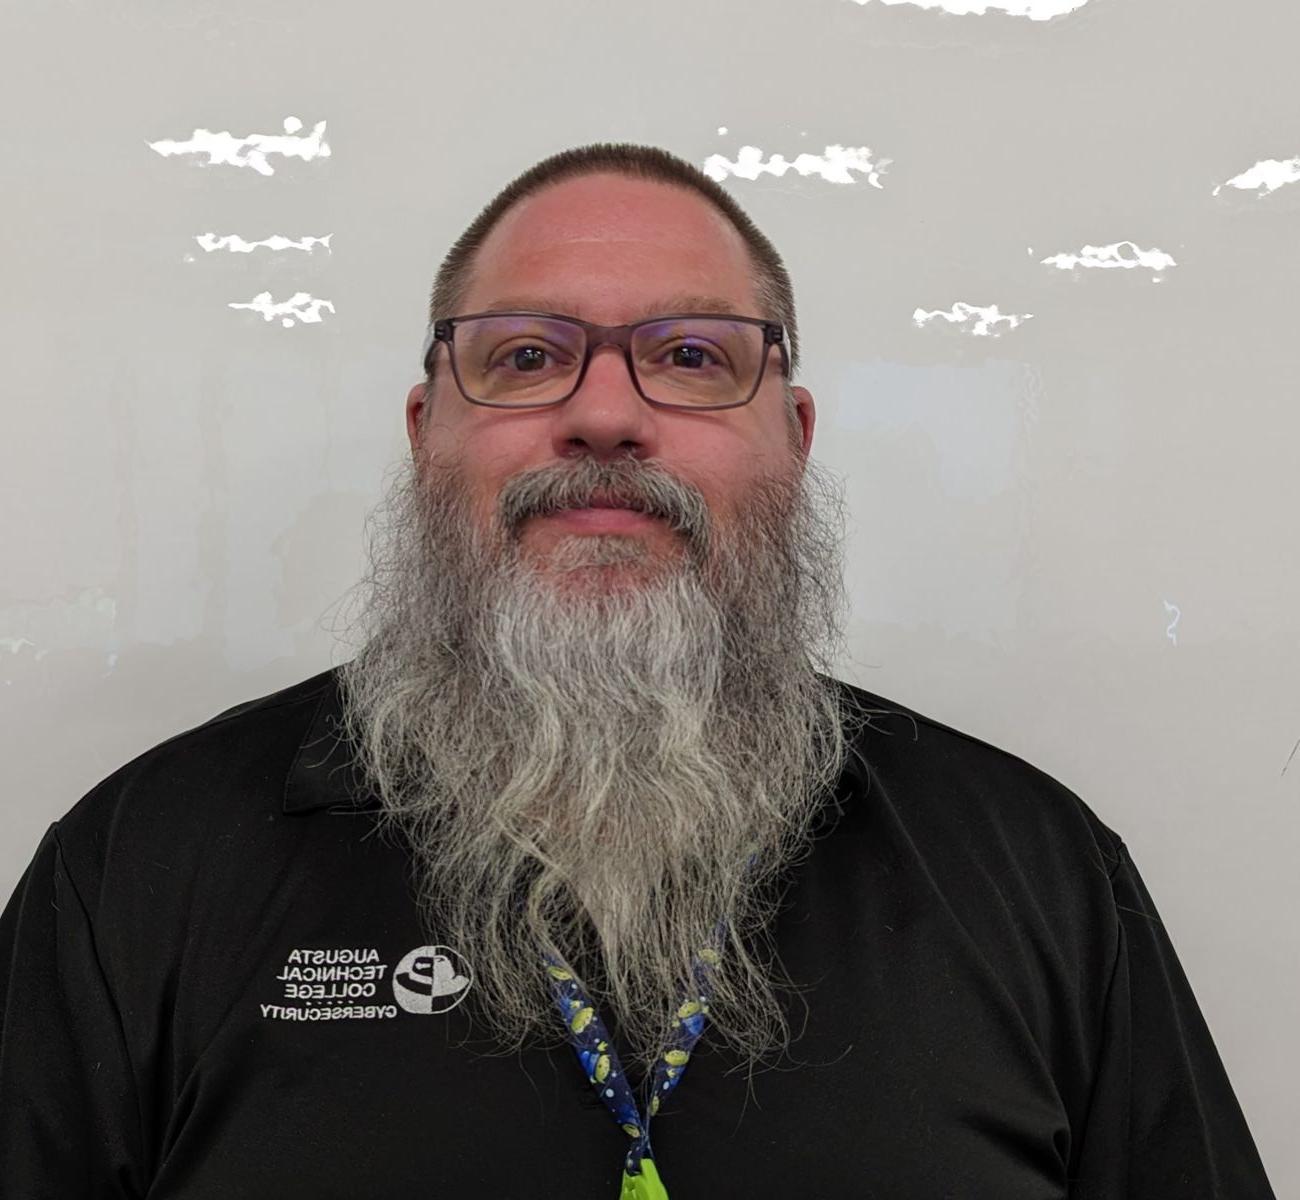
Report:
421,142,801,426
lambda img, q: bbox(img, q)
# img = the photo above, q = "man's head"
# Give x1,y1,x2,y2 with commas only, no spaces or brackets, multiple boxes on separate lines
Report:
340,143,859,1074
415,142,803,428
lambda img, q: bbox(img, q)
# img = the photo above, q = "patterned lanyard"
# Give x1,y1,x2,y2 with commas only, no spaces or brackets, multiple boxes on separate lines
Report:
545,946,719,1200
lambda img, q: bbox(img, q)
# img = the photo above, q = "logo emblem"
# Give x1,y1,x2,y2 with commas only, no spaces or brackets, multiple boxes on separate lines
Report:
391,945,473,1015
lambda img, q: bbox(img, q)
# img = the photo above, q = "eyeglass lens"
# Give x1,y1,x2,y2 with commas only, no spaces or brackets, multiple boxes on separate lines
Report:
451,316,767,406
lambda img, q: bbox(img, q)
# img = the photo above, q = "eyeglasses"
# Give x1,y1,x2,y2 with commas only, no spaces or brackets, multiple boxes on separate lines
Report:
421,311,790,411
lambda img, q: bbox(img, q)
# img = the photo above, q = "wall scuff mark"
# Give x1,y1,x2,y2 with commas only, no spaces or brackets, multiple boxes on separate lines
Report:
147,116,330,176
1164,599,1181,646
1213,156,1300,197
0,638,39,656
1040,241,1177,278
703,145,891,188
0,588,118,682
913,302,1033,337
193,233,333,255
228,292,336,328
847,0,1089,20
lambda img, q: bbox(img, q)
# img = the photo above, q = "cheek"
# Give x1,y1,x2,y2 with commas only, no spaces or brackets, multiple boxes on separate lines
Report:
459,448,540,538
699,447,797,530
417,434,496,527
678,438,766,501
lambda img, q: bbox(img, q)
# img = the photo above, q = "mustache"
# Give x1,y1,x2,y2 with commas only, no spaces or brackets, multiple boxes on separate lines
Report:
494,457,712,546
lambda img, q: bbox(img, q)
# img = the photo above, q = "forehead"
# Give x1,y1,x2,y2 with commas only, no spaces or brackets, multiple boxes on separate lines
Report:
463,173,761,318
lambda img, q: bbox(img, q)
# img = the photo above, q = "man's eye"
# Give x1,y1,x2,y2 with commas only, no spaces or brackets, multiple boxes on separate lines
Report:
656,341,725,370
511,346,547,371
671,344,713,369
491,344,556,371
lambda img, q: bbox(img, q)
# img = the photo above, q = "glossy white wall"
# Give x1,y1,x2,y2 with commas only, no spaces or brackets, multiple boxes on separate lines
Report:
2,0,1293,1187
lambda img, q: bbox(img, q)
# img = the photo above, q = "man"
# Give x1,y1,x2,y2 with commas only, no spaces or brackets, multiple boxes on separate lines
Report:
0,143,1276,1198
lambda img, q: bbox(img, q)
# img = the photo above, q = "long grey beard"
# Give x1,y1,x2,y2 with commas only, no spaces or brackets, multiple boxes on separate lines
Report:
338,443,856,1074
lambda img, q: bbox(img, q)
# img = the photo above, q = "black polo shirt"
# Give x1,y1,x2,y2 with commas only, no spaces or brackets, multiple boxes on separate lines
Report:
0,668,1276,1198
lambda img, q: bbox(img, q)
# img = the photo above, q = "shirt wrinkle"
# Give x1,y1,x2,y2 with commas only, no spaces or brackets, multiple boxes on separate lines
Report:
52,824,150,1190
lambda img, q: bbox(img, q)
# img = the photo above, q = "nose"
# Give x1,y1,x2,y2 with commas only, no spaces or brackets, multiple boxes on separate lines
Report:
547,342,659,461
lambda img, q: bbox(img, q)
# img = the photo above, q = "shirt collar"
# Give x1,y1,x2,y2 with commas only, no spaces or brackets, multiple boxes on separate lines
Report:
283,671,382,815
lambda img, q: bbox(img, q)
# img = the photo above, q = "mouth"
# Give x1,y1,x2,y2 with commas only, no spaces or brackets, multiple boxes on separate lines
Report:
580,490,651,514
541,505,662,533
520,487,675,539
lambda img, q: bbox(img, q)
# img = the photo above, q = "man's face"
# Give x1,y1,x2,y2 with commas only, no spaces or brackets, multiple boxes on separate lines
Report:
349,171,847,1073
404,173,815,581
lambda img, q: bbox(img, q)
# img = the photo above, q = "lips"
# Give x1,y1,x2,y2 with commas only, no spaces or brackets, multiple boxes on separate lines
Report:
541,505,661,533
526,490,663,529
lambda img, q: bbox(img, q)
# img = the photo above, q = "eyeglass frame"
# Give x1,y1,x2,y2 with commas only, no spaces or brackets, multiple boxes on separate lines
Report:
420,310,791,412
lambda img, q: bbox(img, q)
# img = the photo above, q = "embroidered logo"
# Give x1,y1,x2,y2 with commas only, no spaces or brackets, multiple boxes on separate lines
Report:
259,944,472,1022
392,945,473,1014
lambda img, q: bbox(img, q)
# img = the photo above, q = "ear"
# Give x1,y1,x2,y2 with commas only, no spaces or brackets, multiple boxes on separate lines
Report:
405,382,429,457
791,385,816,460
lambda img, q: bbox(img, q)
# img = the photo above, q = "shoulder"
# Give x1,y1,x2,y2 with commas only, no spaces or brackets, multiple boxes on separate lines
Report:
815,675,1128,1043
52,668,341,911
77,667,336,809
820,673,1125,882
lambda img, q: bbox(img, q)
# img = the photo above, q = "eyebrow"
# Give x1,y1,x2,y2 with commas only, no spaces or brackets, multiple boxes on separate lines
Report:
475,293,747,321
